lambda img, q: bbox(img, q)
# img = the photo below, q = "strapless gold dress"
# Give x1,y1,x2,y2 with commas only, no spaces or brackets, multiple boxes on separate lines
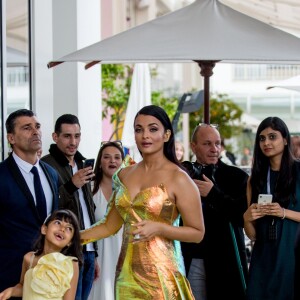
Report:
84,156,195,299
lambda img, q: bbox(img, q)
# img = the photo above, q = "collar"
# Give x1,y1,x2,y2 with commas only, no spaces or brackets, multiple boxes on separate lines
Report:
48,144,85,166
12,151,41,173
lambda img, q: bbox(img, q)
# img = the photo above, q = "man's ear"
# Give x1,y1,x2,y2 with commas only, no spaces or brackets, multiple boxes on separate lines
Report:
190,142,196,154
7,133,15,146
52,132,58,143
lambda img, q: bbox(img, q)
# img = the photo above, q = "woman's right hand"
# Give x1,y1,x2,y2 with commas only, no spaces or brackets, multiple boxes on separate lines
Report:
244,203,266,241
244,203,266,222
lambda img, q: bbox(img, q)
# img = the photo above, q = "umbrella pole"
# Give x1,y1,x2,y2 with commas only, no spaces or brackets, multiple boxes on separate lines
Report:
196,61,217,123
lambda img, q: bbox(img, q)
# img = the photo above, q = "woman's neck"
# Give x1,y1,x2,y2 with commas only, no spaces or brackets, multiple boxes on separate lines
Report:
101,175,113,186
141,154,169,171
269,156,281,171
100,176,113,201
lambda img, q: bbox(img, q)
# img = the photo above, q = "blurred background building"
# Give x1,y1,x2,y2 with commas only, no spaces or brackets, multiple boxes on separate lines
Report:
1,0,300,162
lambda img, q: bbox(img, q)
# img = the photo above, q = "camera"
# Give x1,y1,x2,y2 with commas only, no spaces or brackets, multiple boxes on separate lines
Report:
182,161,217,182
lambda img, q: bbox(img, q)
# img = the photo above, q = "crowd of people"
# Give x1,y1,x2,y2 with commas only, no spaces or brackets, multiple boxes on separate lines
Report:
0,106,300,300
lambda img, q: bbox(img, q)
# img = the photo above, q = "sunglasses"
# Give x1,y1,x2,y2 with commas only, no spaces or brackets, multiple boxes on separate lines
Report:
197,123,219,129
100,140,123,148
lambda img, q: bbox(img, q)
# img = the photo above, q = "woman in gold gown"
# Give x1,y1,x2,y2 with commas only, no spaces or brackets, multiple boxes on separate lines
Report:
81,105,204,299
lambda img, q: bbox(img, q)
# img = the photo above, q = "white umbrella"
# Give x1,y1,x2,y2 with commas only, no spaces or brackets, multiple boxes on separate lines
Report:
121,63,151,162
267,75,300,93
48,0,300,122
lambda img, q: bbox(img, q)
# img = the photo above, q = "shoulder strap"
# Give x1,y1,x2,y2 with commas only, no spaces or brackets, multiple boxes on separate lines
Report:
29,253,36,268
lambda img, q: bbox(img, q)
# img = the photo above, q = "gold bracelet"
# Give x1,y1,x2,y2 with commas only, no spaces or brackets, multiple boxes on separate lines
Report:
281,208,286,219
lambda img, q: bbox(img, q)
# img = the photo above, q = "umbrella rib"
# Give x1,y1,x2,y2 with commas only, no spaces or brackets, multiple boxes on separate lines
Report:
85,61,101,69
47,61,64,69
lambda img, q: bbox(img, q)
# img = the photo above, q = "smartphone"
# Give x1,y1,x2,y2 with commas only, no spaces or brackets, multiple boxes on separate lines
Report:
83,159,95,169
258,194,273,205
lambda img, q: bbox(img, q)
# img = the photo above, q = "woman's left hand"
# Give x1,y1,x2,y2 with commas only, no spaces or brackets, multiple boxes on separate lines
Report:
262,203,284,218
132,220,162,242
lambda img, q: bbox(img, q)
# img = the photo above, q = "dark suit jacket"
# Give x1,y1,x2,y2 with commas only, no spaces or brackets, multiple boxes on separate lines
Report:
181,159,249,299
0,154,59,292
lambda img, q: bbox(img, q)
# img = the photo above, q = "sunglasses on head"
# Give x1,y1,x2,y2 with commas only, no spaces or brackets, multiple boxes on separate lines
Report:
100,140,123,148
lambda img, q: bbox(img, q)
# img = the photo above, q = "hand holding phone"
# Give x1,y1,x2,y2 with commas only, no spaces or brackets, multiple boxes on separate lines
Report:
258,194,273,205
83,159,95,181
83,159,95,169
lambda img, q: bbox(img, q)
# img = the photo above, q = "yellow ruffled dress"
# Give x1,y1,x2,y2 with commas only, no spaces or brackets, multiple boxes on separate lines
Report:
22,252,76,300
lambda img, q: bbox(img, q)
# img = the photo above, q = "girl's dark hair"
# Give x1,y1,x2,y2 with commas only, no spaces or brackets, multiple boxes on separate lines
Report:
134,105,181,167
250,116,296,207
92,142,125,195
33,209,83,266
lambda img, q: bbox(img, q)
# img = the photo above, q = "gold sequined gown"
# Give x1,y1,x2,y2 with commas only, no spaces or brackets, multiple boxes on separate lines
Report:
82,157,194,300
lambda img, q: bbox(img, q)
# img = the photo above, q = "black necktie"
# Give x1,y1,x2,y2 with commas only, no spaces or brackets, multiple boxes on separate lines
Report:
31,166,47,222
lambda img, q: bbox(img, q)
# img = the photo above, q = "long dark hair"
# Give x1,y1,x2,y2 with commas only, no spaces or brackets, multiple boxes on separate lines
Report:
250,116,296,207
134,105,181,167
33,209,83,266
92,142,125,195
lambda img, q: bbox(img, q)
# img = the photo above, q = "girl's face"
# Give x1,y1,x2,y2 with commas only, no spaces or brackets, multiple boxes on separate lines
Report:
259,127,287,159
175,142,184,161
42,219,74,251
134,114,170,155
100,146,123,178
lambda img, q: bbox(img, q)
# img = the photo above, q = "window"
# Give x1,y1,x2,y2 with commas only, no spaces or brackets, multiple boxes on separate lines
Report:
6,0,30,115
0,0,31,160
233,64,300,81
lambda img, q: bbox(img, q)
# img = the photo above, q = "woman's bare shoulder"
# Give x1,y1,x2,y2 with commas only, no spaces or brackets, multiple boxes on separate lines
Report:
118,163,137,180
165,164,194,188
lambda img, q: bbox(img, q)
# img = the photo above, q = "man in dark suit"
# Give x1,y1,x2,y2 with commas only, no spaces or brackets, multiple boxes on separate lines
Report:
0,109,59,296
181,124,248,300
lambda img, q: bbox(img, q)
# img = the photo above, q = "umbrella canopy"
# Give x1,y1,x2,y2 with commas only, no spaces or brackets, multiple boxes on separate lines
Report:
267,75,300,93
121,63,151,162
48,0,300,122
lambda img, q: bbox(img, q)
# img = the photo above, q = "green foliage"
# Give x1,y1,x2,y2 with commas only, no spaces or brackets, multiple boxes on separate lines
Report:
102,64,179,139
102,64,132,139
151,91,178,121
102,65,243,142
189,93,243,139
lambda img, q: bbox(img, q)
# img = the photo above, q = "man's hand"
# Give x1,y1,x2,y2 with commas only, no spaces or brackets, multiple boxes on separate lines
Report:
194,175,214,197
94,260,100,281
71,167,94,188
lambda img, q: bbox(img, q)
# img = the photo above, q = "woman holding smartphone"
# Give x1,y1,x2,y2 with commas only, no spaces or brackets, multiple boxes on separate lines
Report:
244,116,300,300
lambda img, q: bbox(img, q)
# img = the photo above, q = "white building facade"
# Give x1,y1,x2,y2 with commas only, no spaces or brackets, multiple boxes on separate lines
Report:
1,0,300,161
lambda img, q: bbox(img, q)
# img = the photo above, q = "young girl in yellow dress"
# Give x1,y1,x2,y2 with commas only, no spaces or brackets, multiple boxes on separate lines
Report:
0,209,82,300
